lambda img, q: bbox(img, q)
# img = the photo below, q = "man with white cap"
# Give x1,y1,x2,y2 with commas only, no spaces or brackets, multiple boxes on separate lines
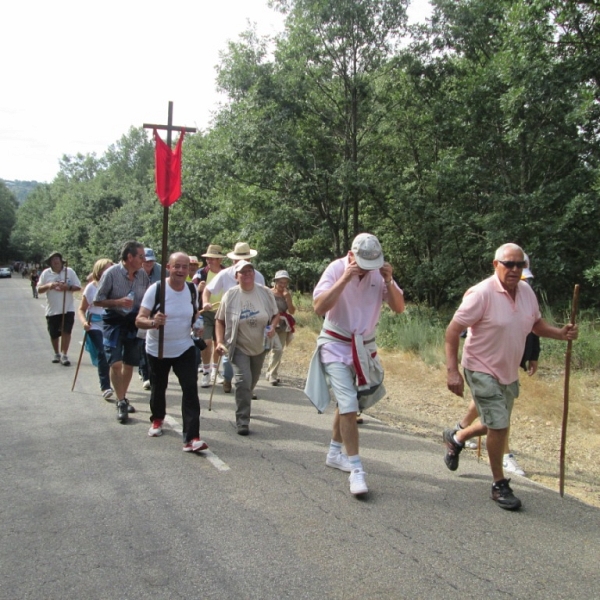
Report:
304,233,405,496
202,242,265,393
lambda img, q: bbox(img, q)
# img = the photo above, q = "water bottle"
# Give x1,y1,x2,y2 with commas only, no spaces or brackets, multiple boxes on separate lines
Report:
264,325,273,350
193,315,204,340
123,290,135,314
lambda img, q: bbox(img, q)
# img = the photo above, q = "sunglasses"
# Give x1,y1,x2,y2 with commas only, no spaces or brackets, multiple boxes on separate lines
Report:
498,260,527,269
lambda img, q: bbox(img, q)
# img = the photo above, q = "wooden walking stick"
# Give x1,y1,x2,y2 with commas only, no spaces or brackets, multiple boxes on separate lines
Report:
60,260,68,339
559,284,580,497
208,354,223,412
71,314,91,392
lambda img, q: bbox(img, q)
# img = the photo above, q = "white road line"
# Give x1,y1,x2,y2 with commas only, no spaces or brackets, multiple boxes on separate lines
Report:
164,414,230,472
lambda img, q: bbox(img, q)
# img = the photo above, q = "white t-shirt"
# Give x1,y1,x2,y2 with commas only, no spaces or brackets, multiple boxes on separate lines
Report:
38,267,81,317
141,282,195,358
83,282,105,331
207,264,266,295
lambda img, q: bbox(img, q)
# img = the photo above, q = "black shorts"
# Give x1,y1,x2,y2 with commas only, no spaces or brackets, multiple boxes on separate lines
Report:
46,312,75,339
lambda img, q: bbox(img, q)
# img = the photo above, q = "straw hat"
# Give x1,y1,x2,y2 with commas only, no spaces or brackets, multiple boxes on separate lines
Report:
227,242,258,260
201,244,225,258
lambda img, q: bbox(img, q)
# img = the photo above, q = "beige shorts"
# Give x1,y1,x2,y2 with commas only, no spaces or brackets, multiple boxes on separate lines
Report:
464,369,519,430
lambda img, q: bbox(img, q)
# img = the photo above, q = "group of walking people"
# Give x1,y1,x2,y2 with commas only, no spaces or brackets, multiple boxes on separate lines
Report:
35,236,578,510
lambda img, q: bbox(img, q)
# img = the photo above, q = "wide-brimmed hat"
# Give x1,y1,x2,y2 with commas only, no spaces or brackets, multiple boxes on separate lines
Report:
350,233,384,270
144,248,157,262
227,242,258,260
202,244,225,258
234,260,255,274
188,255,200,265
46,251,64,265
273,270,290,281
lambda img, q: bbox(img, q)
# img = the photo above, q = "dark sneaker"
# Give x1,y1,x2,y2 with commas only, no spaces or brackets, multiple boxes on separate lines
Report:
124,399,136,413
117,400,129,423
223,380,232,393
443,428,464,471
491,478,522,510
237,424,249,436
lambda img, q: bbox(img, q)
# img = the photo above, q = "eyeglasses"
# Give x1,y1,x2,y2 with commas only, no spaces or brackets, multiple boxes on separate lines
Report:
498,260,527,269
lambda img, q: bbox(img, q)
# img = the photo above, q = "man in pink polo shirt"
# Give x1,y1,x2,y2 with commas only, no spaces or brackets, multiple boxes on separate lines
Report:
444,243,578,510
305,233,405,497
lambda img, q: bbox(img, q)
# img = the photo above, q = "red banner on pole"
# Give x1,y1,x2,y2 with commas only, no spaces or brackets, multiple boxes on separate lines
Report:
154,129,185,207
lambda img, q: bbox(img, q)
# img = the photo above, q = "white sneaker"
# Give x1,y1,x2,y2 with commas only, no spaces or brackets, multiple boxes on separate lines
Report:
216,373,224,384
326,452,353,472
142,380,151,390
60,355,70,366
183,438,208,452
503,453,525,476
102,388,114,401
349,468,368,495
200,372,211,388
52,353,61,364
465,439,479,449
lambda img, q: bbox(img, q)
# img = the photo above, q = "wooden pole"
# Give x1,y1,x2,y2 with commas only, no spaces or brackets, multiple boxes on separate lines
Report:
60,260,68,340
71,314,91,392
559,284,580,497
208,354,223,412
143,101,196,359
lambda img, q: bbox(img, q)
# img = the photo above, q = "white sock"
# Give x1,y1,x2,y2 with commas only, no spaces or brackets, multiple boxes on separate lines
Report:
202,364,210,374
328,440,343,456
348,454,363,470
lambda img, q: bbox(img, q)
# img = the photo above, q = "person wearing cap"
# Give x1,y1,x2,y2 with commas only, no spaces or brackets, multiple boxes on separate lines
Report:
304,233,405,496
443,243,578,510
37,251,82,365
203,242,266,394
94,241,150,423
215,260,279,435
193,244,226,388
265,270,296,386
142,248,162,284
139,248,162,389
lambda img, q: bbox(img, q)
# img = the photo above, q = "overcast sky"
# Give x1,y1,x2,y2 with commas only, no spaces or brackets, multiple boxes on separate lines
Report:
1,0,431,183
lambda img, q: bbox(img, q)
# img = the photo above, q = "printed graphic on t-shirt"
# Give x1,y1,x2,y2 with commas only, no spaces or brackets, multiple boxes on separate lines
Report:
240,300,259,328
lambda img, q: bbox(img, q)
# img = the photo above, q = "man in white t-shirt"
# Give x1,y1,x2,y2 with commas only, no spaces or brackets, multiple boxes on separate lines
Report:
37,251,82,366
136,252,208,453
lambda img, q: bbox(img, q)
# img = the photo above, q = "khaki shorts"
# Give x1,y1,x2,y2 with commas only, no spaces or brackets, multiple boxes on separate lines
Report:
202,311,216,341
464,369,519,430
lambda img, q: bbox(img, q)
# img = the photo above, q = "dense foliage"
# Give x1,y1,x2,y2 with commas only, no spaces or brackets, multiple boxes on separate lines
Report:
7,0,600,308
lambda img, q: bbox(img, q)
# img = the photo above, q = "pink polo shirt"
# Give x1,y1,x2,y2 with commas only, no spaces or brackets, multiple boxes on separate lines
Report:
314,256,402,364
453,274,541,384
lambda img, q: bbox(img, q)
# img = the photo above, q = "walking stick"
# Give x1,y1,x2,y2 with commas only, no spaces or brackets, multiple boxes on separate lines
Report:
72,313,92,391
60,260,68,338
208,354,223,411
559,284,580,497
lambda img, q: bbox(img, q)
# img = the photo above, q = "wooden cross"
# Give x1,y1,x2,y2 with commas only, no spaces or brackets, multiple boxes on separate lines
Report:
143,101,196,358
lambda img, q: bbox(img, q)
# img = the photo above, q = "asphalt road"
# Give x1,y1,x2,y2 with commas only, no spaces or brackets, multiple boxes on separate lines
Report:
1,276,599,599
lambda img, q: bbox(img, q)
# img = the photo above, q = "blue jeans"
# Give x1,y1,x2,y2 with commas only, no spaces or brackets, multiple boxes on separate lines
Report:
87,329,111,392
222,354,234,382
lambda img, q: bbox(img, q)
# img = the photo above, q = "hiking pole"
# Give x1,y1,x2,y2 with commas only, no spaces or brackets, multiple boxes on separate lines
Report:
60,260,68,338
208,354,223,411
559,284,580,497
71,314,91,392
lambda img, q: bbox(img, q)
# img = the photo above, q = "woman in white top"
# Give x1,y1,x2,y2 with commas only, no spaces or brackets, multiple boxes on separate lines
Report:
78,259,114,399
